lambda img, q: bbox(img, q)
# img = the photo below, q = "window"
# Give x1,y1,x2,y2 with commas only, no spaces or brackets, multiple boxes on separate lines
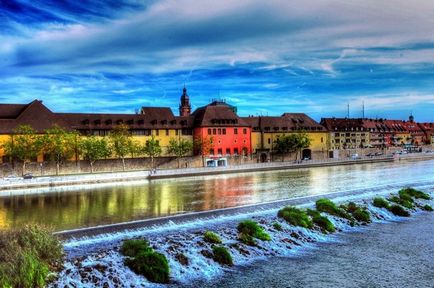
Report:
234,148,239,155
181,129,192,135
268,138,271,144
218,128,221,135
166,129,169,136
243,128,247,134
213,128,217,135
234,128,238,135
209,149,214,155
321,137,323,143
222,128,226,135
208,128,211,135
175,129,179,136
218,148,222,155
226,148,231,155
155,129,159,136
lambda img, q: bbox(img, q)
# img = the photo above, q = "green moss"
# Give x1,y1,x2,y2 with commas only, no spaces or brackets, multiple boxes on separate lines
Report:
316,199,352,220
121,239,152,257
272,222,283,231
352,208,371,223
203,231,222,244
125,251,169,284
389,195,414,209
372,197,390,209
422,204,433,211
399,187,431,200
306,209,335,233
388,204,410,217
212,246,233,266
237,220,271,242
343,202,358,213
278,207,313,229
238,233,256,246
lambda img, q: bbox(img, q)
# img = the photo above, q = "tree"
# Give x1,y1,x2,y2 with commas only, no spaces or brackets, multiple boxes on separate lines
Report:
193,136,213,166
167,138,193,168
40,126,77,175
2,125,41,175
273,134,298,161
143,136,162,169
295,131,311,160
109,124,134,171
79,136,111,173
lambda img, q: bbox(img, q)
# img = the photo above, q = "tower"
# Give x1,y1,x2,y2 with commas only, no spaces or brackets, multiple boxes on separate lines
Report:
179,86,191,116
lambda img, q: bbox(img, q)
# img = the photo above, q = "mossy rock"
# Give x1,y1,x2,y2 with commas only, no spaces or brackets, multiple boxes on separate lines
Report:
306,209,335,233
272,222,283,231
372,197,390,209
422,204,433,211
388,204,410,217
125,251,170,284
399,188,431,200
316,199,352,220
212,246,233,266
121,239,152,257
237,220,271,241
389,196,414,209
352,208,371,223
203,231,222,244
278,207,313,229
238,233,256,246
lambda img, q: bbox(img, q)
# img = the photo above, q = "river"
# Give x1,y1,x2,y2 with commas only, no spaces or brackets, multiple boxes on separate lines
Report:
0,158,433,231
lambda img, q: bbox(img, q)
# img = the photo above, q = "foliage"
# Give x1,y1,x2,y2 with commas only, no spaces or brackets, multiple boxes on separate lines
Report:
2,125,41,175
273,132,311,161
143,135,162,168
0,225,63,288
307,209,335,233
341,202,371,223
167,138,193,168
316,198,352,220
121,238,169,284
422,204,433,211
40,126,77,175
212,246,233,266
389,195,414,209
203,231,222,244
193,136,213,158
238,233,256,246
278,206,313,229
399,187,431,200
372,197,390,209
389,204,410,217
237,220,271,243
272,222,283,231
79,136,111,173
109,124,136,171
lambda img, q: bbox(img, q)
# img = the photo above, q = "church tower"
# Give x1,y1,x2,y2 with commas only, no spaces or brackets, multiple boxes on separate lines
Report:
179,86,191,116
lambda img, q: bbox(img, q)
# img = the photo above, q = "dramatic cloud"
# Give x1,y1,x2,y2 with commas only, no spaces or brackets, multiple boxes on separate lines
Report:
1,0,434,121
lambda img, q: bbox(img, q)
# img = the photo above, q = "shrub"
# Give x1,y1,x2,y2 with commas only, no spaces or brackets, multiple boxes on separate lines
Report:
125,251,169,284
316,199,352,219
121,239,170,284
306,209,335,233
343,202,358,213
352,208,371,223
422,204,433,211
278,207,313,229
237,220,271,242
121,239,152,257
272,222,283,231
389,195,414,209
372,197,390,209
399,187,431,200
212,246,233,266
0,225,63,288
238,233,256,246
204,231,222,244
388,204,410,217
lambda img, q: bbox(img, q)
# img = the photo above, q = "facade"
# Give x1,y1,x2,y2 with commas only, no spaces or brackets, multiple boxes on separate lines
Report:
320,118,369,150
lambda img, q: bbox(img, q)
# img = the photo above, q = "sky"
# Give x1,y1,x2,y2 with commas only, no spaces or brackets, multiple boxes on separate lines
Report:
1,0,434,122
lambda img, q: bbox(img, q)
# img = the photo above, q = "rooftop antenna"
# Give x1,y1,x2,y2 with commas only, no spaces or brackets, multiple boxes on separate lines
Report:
362,101,365,119
347,102,350,118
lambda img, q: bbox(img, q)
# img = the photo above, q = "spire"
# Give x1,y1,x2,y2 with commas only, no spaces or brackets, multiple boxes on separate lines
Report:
179,86,191,116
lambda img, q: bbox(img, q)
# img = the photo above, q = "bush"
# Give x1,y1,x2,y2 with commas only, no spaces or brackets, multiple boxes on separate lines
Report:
238,233,256,246
212,246,233,266
237,220,271,242
121,239,170,283
0,225,63,288
399,187,431,200
306,209,335,233
352,208,371,223
422,204,433,211
278,207,313,229
388,204,410,217
316,199,352,220
272,222,283,231
121,239,152,257
125,251,169,284
389,195,414,209
373,197,390,209
204,231,222,244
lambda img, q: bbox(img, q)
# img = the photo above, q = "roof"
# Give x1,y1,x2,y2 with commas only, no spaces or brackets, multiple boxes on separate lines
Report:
0,103,28,119
320,118,365,131
243,113,325,132
192,101,248,127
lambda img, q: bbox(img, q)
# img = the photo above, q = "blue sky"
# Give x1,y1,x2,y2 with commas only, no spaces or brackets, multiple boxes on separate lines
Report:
1,0,434,121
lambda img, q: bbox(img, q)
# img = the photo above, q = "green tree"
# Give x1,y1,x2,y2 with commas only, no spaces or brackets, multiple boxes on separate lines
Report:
109,124,134,171
40,126,77,175
2,125,41,175
167,138,193,168
193,136,213,167
143,136,162,169
79,136,111,173
273,134,298,161
295,131,311,160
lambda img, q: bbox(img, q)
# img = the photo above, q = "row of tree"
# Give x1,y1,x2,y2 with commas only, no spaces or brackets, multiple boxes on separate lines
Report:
273,131,311,161
2,124,194,175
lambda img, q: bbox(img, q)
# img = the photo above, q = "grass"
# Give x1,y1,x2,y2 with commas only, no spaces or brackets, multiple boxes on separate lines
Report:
272,222,283,231
121,239,169,284
212,246,233,266
341,202,371,223
237,220,271,244
372,197,390,209
389,204,410,217
0,225,63,288
389,195,414,209
306,209,335,233
203,231,222,244
278,206,313,229
399,187,431,200
421,204,433,211
316,199,352,220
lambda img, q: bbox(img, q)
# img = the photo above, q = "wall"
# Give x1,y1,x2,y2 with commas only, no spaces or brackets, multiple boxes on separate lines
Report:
194,127,252,156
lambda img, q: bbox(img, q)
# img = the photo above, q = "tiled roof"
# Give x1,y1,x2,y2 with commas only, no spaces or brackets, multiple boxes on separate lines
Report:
244,113,325,132
192,101,249,127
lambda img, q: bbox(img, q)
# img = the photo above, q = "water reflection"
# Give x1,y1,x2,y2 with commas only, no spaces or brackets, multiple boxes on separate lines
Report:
0,160,433,230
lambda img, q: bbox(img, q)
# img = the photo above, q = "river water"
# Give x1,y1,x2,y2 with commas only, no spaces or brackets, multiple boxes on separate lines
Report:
1,159,434,230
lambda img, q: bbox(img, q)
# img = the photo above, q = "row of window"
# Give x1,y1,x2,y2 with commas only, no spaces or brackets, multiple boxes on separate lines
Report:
334,133,367,137
209,147,249,156
207,128,248,135
81,129,193,137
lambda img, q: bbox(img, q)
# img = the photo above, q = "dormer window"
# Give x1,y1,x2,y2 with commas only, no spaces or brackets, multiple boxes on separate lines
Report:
82,119,89,125
137,119,144,125
94,119,101,125
105,119,112,125
116,119,123,125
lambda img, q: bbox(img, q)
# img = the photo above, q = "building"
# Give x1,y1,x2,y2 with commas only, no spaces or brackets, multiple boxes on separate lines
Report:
320,118,369,150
